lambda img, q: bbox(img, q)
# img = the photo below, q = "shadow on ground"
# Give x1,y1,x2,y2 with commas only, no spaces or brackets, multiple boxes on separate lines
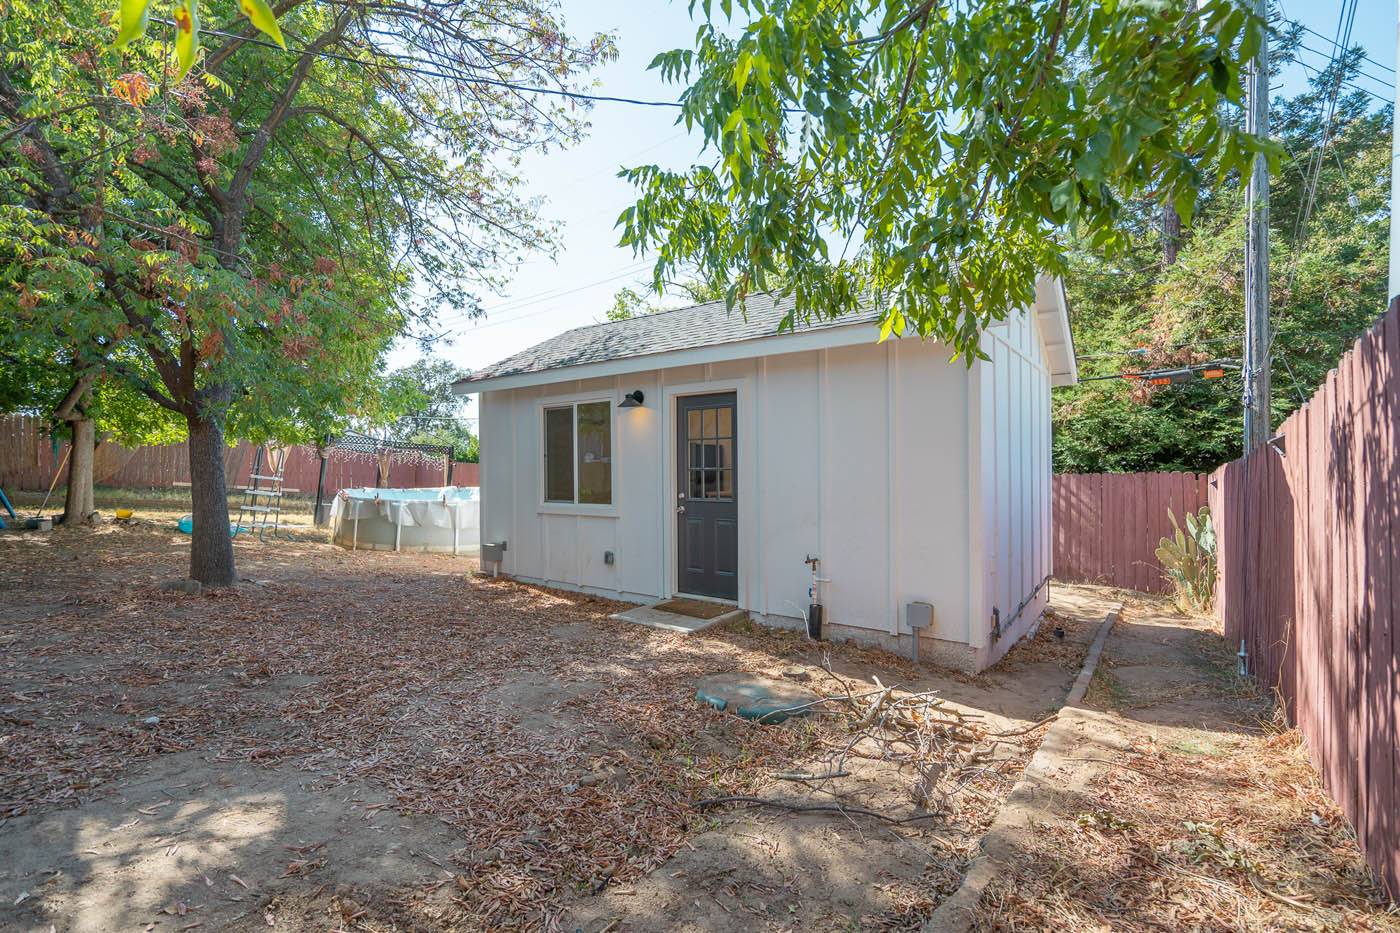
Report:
1,523,1124,932
967,595,1395,932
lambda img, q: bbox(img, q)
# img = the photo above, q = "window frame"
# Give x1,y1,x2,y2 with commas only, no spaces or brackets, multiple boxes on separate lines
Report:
538,395,617,514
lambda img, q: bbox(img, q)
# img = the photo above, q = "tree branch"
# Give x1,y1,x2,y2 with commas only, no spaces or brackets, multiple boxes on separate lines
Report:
205,0,310,73
103,357,185,413
216,10,354,264
0,70,77,209
848,0,938,49
52,372,96,421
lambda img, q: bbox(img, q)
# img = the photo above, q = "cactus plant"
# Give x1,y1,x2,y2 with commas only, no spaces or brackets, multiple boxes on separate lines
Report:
1156,506,1217,611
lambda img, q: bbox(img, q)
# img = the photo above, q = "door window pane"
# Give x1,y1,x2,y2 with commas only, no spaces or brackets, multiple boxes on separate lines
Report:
544,407,573,502
700,471,714,498
682,400,734,502
716,468,733,498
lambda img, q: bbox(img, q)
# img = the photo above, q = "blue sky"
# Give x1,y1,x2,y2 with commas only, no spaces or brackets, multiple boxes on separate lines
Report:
395,0,1398,385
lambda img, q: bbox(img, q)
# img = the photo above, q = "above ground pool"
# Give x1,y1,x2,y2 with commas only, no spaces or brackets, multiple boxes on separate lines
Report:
331,486,479,555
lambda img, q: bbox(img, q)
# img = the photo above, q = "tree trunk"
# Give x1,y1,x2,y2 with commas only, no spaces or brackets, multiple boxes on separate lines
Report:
186,413,236,586
1162,203,1182,266
61,416,96,523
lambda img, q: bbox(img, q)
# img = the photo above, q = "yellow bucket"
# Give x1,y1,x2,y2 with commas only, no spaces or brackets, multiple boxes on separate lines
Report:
115,508,134,520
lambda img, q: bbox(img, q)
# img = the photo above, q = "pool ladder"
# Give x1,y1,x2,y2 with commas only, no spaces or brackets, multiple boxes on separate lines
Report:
233,445,289,541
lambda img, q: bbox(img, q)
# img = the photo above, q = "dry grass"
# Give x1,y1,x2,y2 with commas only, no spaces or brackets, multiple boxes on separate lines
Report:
988,604,1096,678
2,522,1028,931
0,526,817,928
4,484,321,530
975,701,1398,930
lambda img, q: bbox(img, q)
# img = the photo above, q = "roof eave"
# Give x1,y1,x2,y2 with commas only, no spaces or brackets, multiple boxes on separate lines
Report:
451,316,887,394
1034,274,1078,387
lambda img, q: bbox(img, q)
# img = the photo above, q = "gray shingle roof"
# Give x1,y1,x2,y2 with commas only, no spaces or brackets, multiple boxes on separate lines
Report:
457,293,883,386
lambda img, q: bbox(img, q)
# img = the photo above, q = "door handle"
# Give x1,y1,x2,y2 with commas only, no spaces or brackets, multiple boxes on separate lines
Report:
676,506,686,514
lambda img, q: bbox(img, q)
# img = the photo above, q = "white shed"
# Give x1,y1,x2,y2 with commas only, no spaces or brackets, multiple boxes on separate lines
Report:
453,277,1076,671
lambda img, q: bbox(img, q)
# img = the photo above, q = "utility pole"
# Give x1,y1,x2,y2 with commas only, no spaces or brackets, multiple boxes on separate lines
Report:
1389,0,1400,312
1242,0,1271,453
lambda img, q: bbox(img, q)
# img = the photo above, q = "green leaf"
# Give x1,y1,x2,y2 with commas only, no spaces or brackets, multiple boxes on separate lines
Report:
1209,58,1229,93
1172,187,1194,226
1088,130,1111,160
1074,150,1103,183
1050,179,1078,215
238,0,285,50
1238,22,1261,63
172,0,200,80
110,0,153,50
734,50,752,93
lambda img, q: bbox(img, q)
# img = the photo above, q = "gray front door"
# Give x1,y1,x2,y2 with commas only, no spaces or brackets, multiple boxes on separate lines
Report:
676,393,738,600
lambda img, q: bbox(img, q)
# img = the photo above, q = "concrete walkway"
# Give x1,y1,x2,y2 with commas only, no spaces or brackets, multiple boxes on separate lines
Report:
610,602,745,634
926,596,1272,931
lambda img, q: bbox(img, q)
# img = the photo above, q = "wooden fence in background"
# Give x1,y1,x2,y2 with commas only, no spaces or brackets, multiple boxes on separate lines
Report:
1052,471,1210,593
1210,302,1398,899
0,416,479,496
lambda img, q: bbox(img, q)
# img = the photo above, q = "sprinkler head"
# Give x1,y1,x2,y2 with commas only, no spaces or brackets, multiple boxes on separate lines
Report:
1052,625,1065,641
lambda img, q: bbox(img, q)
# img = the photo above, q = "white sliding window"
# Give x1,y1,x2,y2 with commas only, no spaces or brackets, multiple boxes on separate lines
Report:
543,401,612,505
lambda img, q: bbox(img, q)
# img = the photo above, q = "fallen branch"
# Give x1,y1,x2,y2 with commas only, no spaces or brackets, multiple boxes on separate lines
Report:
691,795,942,825
856,676,893,730
1248,872,1319,912
772,770,851,782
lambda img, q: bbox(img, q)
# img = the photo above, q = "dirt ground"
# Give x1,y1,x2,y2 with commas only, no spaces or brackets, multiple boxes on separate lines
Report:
970,593,1399,931
0,519,1109,932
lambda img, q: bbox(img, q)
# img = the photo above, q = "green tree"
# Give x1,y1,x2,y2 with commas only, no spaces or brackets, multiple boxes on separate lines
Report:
1053,47,1389,473
605,273,754,321
618,0,1273,357
0,290,183,522
382,358,478,460
605,285,664,321
2,0,613,583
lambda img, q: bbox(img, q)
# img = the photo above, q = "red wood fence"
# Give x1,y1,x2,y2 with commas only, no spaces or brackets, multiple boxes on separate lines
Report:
1052,471,1210,593
1210,302,1399,899
0,415,479,496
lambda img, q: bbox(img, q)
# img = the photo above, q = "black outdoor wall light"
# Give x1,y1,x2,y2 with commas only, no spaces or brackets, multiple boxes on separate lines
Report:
619,390,645,408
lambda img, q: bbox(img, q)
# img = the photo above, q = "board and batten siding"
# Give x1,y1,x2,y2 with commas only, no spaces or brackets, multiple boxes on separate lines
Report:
972,305,1054,666
477,306,1053,669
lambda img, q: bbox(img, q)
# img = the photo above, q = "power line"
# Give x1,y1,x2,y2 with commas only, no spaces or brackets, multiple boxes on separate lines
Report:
1292,42,1394,90
1291,19,1395,75
558,131,692,187
1076,360,1241,385
440,261,658,331
1276,350,1309,402
1073,325,1368,362
1072,350,1327,395
1278,0,1360,371
1075,335,1242,360
455,259,653,319
161,19,696,110
1285,55,1389,105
